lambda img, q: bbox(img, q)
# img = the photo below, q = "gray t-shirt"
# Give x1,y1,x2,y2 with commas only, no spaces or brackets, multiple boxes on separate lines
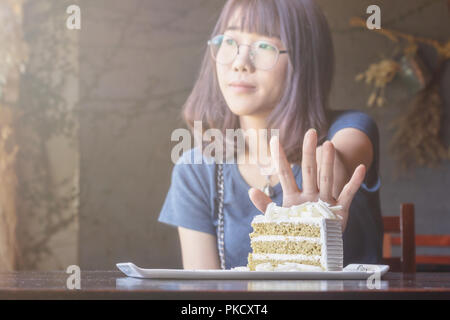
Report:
158,109,383,269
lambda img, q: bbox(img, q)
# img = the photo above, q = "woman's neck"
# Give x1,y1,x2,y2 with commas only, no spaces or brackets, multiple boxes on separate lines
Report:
239,114,268,132
238,113,273,166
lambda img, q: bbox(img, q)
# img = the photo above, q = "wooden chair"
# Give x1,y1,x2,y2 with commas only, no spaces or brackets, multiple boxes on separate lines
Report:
390,234,450,272
384,203,450,272
382,203,416,273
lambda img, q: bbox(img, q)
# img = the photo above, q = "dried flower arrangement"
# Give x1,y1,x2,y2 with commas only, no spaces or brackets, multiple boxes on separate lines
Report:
355,59,400,107
389,67,449,177
351,17,450,175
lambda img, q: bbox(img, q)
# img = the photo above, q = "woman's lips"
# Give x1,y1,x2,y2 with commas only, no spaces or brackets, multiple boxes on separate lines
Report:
229,83,256,94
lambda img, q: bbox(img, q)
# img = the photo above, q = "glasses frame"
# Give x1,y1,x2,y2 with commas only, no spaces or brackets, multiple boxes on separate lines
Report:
207,34,288,71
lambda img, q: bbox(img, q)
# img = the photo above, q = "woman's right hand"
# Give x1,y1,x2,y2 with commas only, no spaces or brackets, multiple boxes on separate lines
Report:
248,129,366,231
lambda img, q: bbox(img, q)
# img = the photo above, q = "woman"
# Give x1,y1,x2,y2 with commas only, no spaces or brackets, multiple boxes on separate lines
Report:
158,0,383,269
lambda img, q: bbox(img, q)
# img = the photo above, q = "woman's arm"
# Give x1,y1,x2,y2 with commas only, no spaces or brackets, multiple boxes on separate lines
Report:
178,227,220,269
316,127,374,199
331,127,373,176
158,147,220,269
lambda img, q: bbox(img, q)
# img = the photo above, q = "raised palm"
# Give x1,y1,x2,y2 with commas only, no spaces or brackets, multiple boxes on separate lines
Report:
248,129,366,231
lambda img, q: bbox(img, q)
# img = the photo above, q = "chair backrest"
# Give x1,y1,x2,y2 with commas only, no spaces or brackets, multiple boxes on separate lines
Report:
390,235,450,266
382,203,416,273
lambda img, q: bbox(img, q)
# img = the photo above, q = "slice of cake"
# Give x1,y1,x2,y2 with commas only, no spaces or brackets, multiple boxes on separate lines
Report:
247,199,344,271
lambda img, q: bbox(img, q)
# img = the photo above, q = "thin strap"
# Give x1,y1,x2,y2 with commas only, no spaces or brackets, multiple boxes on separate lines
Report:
216,163,225,269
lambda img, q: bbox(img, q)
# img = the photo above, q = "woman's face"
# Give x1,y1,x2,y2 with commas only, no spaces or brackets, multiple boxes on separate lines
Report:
216,16,288,117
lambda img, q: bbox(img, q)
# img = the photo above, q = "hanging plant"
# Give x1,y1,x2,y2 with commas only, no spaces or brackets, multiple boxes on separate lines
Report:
350,16,450,175
355,59,401,107
389,61,450,176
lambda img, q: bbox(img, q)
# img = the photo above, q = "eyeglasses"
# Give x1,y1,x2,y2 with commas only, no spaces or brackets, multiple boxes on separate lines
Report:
207,34,288,70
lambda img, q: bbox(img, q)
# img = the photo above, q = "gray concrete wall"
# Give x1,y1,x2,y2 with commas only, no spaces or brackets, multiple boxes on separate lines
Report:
78,0,225,269
17,0,80,270
78,0,450,269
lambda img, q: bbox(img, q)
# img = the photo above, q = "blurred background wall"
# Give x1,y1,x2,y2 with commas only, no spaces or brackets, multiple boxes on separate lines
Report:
15,0,80,270
10,0,449,270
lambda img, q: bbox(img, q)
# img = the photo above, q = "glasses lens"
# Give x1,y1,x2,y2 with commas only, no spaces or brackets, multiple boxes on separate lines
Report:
252,41,279,70
209,34,237,65
208,35,280,70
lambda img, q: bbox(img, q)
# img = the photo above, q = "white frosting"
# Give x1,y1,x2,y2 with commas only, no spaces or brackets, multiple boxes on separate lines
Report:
319,219,343,271
252,253,321,262
252,216,323,225
252,199,343,224
254,263,274,271
251,235,321,243
231,266,250,271
254,262,323,272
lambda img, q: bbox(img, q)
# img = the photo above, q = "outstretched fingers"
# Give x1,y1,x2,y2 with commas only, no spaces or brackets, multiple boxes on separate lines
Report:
319,141,335,203
248,187,272,213
301,129,319,195
336,164,366,228
270,136,299,197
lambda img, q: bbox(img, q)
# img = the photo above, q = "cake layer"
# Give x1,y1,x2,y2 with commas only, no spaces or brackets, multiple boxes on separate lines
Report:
251,239,322,256
251,222,321,237
247,202,344,272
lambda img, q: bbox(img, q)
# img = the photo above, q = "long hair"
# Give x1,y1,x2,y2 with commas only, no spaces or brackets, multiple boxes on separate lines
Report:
182,0,335,164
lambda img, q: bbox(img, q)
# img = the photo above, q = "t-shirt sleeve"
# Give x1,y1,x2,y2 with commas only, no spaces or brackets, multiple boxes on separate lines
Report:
157,149,216,236
326,110,380,192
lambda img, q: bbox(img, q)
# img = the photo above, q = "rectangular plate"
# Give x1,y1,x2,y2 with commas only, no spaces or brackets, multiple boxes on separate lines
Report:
116,262,389,280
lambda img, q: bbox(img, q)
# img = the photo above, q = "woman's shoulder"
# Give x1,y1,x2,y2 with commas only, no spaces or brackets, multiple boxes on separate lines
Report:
175,146,215,165
327,108,379,142
328,108,376,125
171,146,216,183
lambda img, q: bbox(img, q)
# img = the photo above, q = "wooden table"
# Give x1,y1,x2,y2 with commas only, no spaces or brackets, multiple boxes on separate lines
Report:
1,271,450,299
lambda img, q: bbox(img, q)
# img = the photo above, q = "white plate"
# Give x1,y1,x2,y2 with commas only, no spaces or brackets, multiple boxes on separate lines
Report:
116,262,389,280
